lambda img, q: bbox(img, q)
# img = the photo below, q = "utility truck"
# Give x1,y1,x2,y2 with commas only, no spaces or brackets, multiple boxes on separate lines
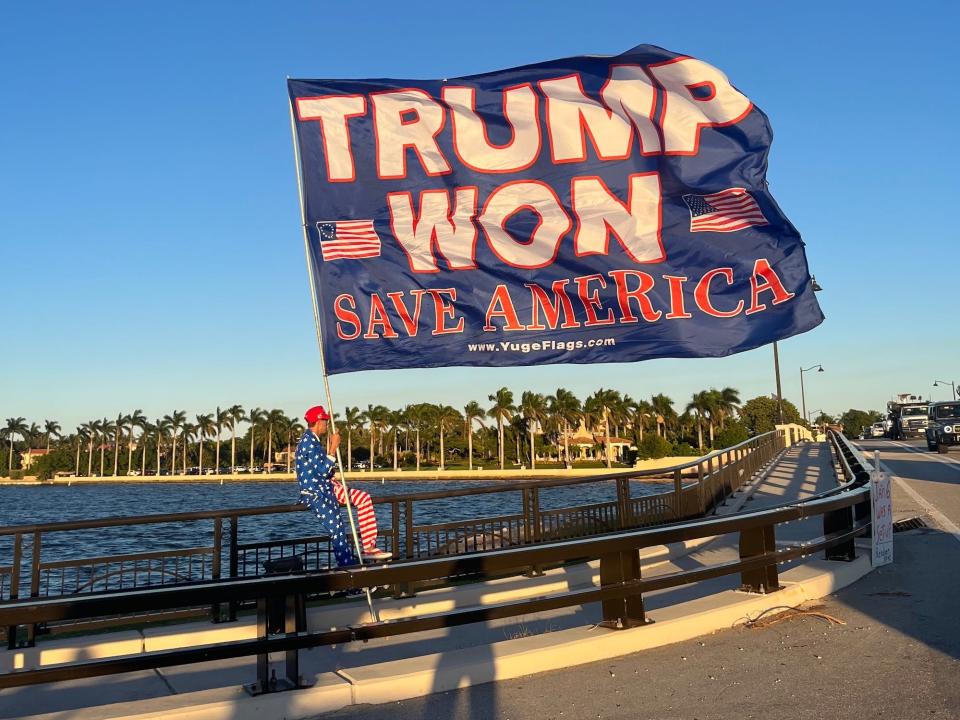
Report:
886,394,930,440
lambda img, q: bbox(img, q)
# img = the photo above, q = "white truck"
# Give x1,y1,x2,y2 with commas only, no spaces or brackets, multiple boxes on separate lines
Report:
886,394,930,440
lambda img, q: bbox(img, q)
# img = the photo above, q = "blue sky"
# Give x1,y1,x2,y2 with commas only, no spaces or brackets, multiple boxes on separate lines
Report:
1,1,957,433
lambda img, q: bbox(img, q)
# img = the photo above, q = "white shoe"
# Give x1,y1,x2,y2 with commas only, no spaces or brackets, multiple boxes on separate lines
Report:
362,548,393,562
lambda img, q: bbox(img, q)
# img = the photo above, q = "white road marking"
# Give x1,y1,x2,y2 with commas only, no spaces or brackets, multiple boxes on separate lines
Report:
888,440,960,470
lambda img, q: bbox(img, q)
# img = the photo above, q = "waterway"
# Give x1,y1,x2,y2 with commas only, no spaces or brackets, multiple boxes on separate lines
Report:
0,478,671,566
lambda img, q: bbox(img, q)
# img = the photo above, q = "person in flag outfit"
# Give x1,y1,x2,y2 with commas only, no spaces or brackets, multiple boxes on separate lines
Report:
296,405,392,566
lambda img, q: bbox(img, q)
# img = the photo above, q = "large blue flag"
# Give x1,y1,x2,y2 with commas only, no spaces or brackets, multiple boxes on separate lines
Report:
288,44,823,375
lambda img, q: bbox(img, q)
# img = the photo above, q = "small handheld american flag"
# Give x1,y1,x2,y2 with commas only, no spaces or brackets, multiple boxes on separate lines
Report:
682,188,768,233
317,220,382,261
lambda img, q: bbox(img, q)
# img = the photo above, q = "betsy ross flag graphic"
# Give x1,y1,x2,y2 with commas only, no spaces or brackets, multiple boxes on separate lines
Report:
682,188,768,233
317,220,381,261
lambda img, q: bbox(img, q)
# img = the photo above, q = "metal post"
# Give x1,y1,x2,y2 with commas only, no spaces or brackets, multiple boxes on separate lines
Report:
800,366,807,425
739,525,780,593
228,515,239,621
289,99,377,623
773,341,784,424
7,533,22,649
211,518,222,622
672,469,683,520
599,549,647,629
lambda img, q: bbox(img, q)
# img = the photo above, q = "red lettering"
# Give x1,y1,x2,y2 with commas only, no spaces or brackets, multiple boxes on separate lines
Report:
363,293,399,339
694,267,743,318
334,294,361,340
574,274,615,326
525,280,581,330
608,269,661,322
484,285,525,331
747,259,795,315
663,275,692,319
428,288,464,335
387,289,428,336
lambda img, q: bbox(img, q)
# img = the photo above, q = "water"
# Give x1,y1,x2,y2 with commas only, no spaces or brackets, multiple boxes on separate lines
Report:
0,478,670,565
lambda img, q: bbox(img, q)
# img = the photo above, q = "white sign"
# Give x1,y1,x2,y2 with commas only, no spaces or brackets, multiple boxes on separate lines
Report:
871,451,893,566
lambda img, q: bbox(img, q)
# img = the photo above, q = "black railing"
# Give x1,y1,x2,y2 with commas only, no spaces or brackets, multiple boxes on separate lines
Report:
0,430,869,691
1,431,788,642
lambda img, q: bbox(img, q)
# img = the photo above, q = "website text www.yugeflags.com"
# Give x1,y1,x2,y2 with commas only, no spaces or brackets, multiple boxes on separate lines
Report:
467,337,616,354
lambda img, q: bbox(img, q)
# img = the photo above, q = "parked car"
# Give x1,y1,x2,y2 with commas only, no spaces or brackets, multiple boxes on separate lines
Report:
869,423,886,438
925,401,960,454
352,461,370,470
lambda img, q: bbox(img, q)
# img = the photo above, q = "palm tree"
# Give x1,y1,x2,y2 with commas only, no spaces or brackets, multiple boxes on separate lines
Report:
281,416,303,472
74,425,88,476
82,420,97,476
406,403,430,471
586,388,619,468
631,398,653,443
463,401,485,470
650,394,676,438
520,392,548,469
97,418,115,476
155,418,171,476
3,417,27,475
214,407,225,474
126,410,146,476
548,388,581,466
714,387,741,430
196,413,215,475
487,388,516,470
179,421,196,474
162,411,186,475
432,405,461,471
247,407,266,471
686,391,710,449
43,420,61,453
139,420,154,476
362,404,390,467
388,409,405,470
110,413,127,476
225,405,244,473
264,409,288,470
342,406,362,470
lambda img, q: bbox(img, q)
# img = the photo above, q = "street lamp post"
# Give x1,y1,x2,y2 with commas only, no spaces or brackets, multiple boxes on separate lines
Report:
774,277,823,426
800,364,824,424
773,342,784,424
933,380,957,400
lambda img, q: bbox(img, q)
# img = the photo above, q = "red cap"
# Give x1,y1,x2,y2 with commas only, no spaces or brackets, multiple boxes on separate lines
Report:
304,405,331,424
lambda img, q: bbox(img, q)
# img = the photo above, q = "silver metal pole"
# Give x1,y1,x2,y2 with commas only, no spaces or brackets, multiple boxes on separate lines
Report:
800,366,807,424
288,97,378,622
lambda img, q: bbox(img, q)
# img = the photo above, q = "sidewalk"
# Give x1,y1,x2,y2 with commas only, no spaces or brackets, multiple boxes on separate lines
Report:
326,523,958,720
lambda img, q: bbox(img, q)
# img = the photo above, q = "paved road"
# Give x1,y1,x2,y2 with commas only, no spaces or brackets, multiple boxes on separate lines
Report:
857,438,960,536
320,440,960,720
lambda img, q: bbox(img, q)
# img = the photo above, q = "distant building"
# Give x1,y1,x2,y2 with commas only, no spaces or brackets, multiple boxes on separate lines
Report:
562,421,633,461
20,448,51,469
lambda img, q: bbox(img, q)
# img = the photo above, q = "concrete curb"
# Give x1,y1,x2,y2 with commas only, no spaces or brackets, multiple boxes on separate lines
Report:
14,553,873,720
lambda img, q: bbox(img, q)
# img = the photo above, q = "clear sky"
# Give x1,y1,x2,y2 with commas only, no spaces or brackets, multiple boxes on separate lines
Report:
1,1,957,433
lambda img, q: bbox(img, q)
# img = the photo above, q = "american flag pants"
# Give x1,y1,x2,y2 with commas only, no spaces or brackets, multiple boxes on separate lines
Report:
332,481,379,550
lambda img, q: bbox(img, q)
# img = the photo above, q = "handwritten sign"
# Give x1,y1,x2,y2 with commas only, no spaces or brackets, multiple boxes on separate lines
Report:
871,450,893,566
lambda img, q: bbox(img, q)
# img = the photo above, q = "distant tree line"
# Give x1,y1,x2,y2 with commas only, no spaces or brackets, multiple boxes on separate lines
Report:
3,387,821,480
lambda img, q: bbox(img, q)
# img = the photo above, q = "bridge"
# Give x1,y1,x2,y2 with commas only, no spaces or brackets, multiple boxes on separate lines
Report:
1,430,958,719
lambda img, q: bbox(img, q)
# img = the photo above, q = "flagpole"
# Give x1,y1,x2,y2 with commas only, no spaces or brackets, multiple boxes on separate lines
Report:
288,95,378,622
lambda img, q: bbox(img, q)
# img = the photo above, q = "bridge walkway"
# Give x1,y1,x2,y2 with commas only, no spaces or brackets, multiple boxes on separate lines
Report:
0,440,850,720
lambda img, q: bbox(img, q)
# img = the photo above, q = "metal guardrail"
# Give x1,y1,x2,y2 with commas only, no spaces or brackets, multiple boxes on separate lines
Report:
0,431,786,622
0,430,870,692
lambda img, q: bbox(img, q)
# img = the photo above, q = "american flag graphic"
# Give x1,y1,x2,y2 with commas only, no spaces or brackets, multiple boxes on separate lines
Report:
682,188,768,233
317,220,381,261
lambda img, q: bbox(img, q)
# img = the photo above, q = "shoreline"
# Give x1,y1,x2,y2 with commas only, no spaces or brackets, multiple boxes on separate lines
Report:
0,456,701,486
